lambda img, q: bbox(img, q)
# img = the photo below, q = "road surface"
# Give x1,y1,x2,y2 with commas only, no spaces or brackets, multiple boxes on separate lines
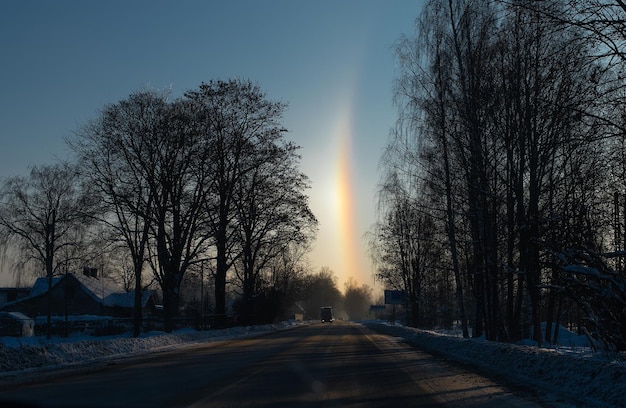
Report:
0,322,543,407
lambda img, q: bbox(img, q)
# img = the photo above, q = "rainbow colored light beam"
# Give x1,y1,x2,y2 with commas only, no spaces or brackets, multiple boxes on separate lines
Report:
332,105,366,286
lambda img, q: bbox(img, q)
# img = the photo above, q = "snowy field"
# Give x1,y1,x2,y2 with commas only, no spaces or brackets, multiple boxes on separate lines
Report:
0,320,624,407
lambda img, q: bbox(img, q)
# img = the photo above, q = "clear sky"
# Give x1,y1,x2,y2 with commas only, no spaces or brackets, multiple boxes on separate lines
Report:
0,0,425,291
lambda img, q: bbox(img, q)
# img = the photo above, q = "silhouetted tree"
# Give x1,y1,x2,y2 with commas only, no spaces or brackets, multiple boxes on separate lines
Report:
185,79,297,325
231,136,317,324
302,267,342,320
343,277,373,321
0,163,96,338
72,90,168,336
375,0,612,346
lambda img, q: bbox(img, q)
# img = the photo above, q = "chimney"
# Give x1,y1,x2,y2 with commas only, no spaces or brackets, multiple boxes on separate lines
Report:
82,267,98,278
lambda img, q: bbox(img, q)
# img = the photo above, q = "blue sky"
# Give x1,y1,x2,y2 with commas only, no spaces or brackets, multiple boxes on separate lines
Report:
0,0,425,290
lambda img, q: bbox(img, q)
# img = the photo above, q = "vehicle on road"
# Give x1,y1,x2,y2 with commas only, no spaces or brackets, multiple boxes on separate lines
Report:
320,306,333,323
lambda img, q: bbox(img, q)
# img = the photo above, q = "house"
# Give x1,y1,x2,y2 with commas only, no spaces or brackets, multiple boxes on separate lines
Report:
1,270,157,319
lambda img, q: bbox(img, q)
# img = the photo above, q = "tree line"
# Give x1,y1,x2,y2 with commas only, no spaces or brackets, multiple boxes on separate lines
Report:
0,79,327,335
370,0,626,351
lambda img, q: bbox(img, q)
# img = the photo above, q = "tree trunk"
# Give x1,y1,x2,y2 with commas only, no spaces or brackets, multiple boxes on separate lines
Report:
214,227,228,327
162,287,178,333
45,210,56,340
553,296,563,345
544,288,556,344
132,264,143,338
437,59,469,338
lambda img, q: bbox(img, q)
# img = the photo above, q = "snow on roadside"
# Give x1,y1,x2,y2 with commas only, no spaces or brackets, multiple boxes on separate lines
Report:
0,321,302,377
364,322,626,408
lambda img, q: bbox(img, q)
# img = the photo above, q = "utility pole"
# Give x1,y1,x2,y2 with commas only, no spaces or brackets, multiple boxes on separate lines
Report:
200,260,204,326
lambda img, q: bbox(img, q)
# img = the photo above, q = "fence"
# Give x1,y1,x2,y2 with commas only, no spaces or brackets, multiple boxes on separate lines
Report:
0,315,238,338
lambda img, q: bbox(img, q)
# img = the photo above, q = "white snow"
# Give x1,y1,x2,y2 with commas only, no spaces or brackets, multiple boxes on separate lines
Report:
365,322,626,408
0,322,302,377
0,320,624,407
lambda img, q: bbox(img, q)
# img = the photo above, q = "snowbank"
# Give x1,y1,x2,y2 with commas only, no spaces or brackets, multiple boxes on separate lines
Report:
365,322,626,408
0,321,302,377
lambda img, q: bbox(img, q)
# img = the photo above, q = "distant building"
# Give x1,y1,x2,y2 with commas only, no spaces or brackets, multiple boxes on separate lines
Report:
1,270,157,318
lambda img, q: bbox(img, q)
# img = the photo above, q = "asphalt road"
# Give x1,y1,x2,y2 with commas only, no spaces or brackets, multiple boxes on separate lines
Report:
0,322,542,407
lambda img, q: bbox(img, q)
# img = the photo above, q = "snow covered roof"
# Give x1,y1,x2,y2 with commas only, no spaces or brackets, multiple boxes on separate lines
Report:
102,291,154,308
69,272,128,304
0,311,33,323
28,273,154,309
30,276,63,298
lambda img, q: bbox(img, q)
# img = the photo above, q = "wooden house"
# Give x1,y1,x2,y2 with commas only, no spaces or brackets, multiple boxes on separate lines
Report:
1,270,157,319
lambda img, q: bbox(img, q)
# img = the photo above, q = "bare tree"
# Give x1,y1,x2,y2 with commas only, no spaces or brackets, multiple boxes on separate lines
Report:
371,168,440,327
301,267,343,320
394,0,470,337
0,163,96,338
232,138,317,324
266,245,312,321
376,0,611,345
72,80,316,331
343,277,373,321
71,90,168,336
145,98,214,333
74,90,214,334
185,79,296,324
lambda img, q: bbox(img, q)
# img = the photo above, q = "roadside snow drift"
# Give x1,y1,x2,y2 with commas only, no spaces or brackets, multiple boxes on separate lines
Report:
366,323,626,408
0,323,297,376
